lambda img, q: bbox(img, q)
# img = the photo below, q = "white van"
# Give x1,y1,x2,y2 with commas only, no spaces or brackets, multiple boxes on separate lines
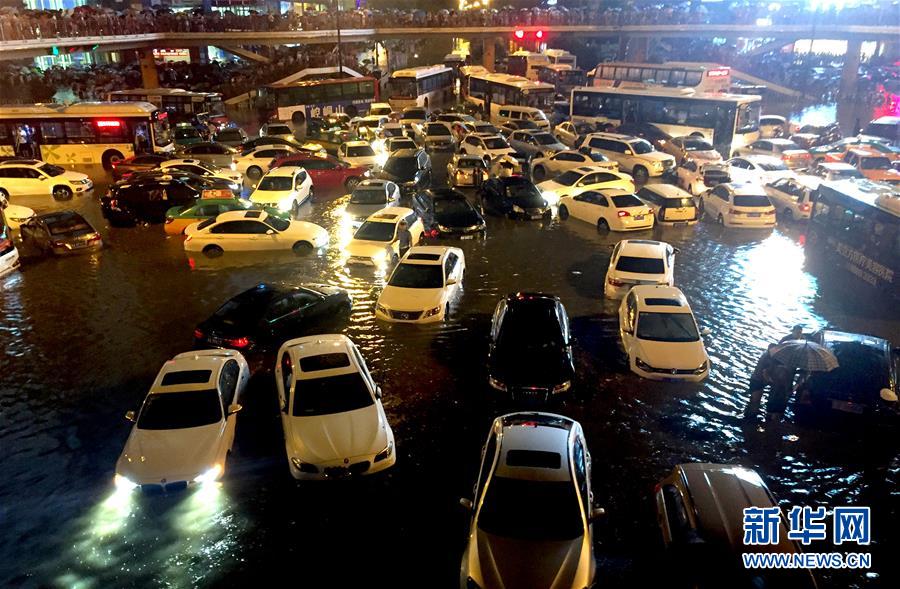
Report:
494,105,550,130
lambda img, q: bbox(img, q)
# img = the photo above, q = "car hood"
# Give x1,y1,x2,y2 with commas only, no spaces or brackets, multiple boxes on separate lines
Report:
347,240,392,258
639,151,675,163
486,147,516,156
492,343,570,387
435,209,482,228
472,530,588,589
379,286,444,311
117,423,224,482
250,189,291,203
633,339,708,370
345,202,388,220
62,171,90,183
378,170,418,184
344,156,378,167
285,405,387,463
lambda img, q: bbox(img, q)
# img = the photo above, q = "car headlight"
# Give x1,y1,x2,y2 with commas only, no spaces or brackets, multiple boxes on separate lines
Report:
363,169,372,177
277,196,294,211
114,474,138,491
230,163,237,171
488,376,507,392
79,178,91,185
436,224,450,232
635,357,653,370
374,440,394,463
423,305,442,318
511,204,524,213
229,183,240,191
541,191,559,205
290,457,319,473
193,463,222,484
376,303,388,315
693,360,709,375
552,380,571,394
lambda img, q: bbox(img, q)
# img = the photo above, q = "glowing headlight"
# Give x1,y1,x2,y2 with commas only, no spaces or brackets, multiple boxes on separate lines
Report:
488,376,507,392
193,464,222,484
512,204,525,213
552,381,571,394
278,196,295,211
422,305,442,318
229,163,237,171
376,303,388,315
114,474,138,491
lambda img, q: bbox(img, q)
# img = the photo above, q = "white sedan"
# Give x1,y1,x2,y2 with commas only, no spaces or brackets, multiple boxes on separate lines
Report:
618,285,709,382
538,166,634,205
558,189,654,232
604,239,675,299
0,196,35,230
249,166,313,218
725,155,795,185
764,175,820,221
376,246,465,323
235,145,298,181
338,140,379,169
345,207,424,268
458,133,516,160
530,150,618,182
114,349,250,491
185,210,328,256
275,334,396,480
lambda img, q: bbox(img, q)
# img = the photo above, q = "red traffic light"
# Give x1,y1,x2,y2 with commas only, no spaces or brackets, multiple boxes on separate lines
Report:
514,29,525,40
536,30,544,40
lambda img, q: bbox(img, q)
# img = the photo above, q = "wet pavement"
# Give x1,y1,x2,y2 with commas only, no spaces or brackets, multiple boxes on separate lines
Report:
1,152,898,589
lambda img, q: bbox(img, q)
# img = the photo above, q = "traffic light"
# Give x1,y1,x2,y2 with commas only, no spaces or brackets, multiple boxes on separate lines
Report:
535,30,544,40
514,29,525,40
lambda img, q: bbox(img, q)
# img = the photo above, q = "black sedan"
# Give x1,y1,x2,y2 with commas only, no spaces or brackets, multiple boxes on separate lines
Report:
417,189,485,238
101,174,202,226
20,211,102,255
477,176,551,219
111,154,172,181
194,283,352,357
487,292,575,402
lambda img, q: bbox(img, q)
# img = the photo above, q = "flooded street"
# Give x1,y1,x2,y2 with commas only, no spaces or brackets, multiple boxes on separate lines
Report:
1,155,898,589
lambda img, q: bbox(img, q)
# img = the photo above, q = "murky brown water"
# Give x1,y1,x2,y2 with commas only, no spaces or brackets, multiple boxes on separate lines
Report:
1,154,898,589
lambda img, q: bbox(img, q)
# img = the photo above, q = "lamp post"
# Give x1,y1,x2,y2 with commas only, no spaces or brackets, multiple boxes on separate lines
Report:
334,0,344,75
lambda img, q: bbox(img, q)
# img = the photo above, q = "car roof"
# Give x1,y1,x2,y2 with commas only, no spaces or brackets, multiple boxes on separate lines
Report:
263,166,300,177
152,352,234,393
588,132,640,142
618,239,669,257
344,140,370,147
847,147,885,156
401,245,455,265
738,154,784,166
248,144,292,152
37,210,85,224
280,334,359,378
0,159,42,167
214,210,273,223
454,154,485,161
505,291,560,308
493,412,576,482
817,162,856,170
641,183,693,199
163,159,207,166
389,148,422,158
355,179,389,189
471,132,502,140
366,206,414,223
765,138,798,145
630,285,692,312
721,182,767,195
789,174,822,190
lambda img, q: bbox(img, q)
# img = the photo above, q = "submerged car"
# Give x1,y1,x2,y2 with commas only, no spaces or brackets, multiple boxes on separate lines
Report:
19,210,102,255
478,176,550,219
376,246,465,323
344,179,402,227
345,207,424,268
419,189,485,238
164,198,286,235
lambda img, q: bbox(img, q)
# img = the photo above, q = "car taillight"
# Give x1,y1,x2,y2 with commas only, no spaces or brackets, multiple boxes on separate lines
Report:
427,228,439,238
50,240,66,248
194,328,204,339
617,210,630,217
88,234,101,241
226,336,250,348
607,276,624,286
800,203,811,212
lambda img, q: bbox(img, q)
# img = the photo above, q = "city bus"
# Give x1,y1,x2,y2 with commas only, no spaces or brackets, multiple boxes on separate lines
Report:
506,50,551,81
592,62,732,94
537,65,588,98
570,86,761,157
465,72,556,124
543,49,577,68
0,102,174,169
259,76,377,124
386,65,455,110
108,88,225,122
807,180,899,300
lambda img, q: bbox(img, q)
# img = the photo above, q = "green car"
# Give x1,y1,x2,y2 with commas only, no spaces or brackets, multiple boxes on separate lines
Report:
164,198,287,235
174,123,205,147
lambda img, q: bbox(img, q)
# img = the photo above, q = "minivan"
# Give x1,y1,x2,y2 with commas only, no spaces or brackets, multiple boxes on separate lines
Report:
495,105,550,131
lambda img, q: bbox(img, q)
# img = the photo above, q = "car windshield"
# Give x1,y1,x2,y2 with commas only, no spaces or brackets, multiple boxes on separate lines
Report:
217,130,242,141
38,163,65,177
354,221,396,242
831,169,864,179
629,140,654,154
505,180,545,206
267,125,291,135
757,161,788,171
734,194,772,207
48,216,91,236
383,127,403,137
483,137,509,149
532,133,558,146
404,109,427,120
457,159,483,169
476,124,498,134
586,151,609,162
611,194,644,208
616,255,664,274
478,477,583,540
347,145,375,157
388,263,444,288
350,188,387,205
292,372,374,416
861,156,891,170
199,162,224,172
266,216,290,231
636,312,699,342
499,307,563,349
435,198,474,215
137,389,222,430
683,138,713,151
383,156,418,179
554,171,581,186
258,176,293,191
426,125,451,137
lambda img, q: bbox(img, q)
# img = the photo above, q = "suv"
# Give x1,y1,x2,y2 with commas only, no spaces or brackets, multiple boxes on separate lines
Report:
578,132,676,183
700,183,776,228
636,184,698,225
487,293,575,401
811,161,864,181
655,463,819,589
378,148,432,197
458,133,515,160
0,160,92,201
507,129,567,160
842,148,900,183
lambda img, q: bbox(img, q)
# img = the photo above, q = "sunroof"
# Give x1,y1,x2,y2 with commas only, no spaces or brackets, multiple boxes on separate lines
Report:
506,449,561,469
644,298,683,306
406,253,441,261
161,370,212,386
300,353,350,372
245,211,263,218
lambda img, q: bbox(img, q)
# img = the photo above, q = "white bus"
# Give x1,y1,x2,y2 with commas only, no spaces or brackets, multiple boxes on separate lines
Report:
0,102,174,169
543,49,577,68
387,65,455,110
507,50,551,81
592,62,732,94
466,72,555,125
570,86,761,157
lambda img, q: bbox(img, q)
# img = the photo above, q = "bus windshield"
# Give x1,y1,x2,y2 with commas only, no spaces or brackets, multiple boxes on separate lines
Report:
737,102,761,134
390,78,417,98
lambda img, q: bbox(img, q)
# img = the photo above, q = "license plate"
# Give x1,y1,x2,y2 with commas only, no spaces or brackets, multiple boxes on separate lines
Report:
674,221,687,227
749,213,761,218
72,242,90,249
831,400,864,414
634,215,645,221
460,234,474,240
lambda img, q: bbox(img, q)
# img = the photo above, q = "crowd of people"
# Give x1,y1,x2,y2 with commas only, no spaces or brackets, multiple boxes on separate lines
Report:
1,2,897,41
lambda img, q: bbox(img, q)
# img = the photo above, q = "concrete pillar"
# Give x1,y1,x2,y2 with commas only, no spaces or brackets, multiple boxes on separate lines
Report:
840,39,862,100
624,37,649,63
137,49,159,89
482,38,496,72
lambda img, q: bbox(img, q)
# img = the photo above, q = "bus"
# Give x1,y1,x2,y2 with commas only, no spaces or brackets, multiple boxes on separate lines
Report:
570,86,761,157
108,88,225,122
466,72,556,123
507,51,551,81
807,180,899,300
592,62,732,94
259,76,377,124
0,102,173,169
537,65,588,98
543,49,577,68
387,65,455,110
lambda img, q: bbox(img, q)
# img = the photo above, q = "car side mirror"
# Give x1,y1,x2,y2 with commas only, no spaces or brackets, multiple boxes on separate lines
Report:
880,388,898,403
125,410,136,422
39,176,47,181
459,497,474,511
266,229,275,235
700,327,712,336
590,506,607,521
228,403,243,415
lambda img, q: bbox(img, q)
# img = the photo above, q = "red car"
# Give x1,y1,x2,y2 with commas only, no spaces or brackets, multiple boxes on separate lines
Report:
270,153,369,191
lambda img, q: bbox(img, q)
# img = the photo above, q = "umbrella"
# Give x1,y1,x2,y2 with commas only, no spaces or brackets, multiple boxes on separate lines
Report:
770,340,839,372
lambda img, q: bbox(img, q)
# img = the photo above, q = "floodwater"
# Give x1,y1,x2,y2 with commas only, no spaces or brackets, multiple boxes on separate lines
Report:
1,155,898,589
